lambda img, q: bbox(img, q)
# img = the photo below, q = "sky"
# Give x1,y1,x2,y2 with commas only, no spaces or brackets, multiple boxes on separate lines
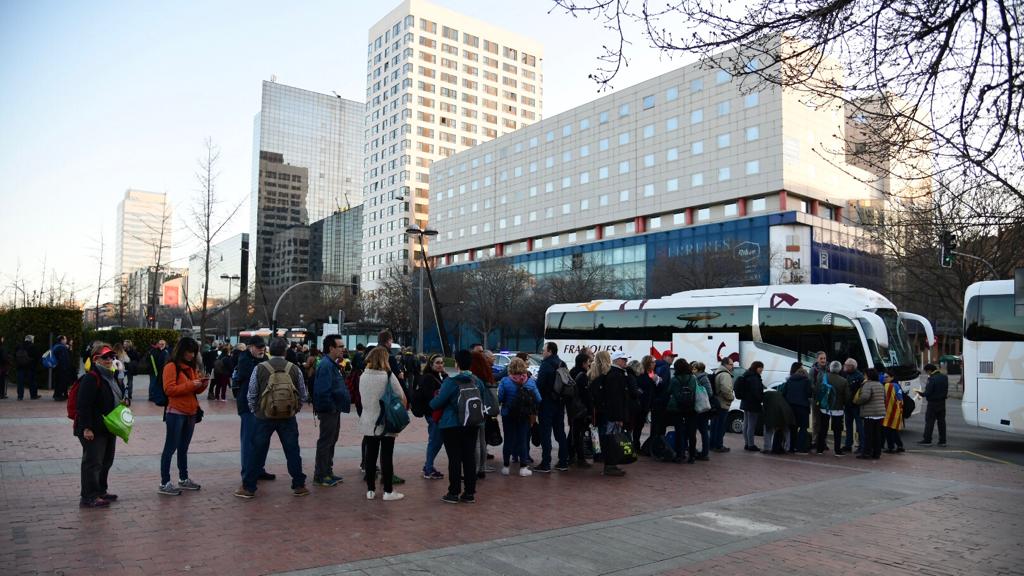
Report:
0,0,695,306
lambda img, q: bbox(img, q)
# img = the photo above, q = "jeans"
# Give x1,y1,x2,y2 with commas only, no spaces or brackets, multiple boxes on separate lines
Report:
923,402,947,443
125,373,134,401
789,405,810,452
244,417,305,491
239,411,268,481
502,416,531,466
693,414,710,457
843,406,864,451
423,416,443,473
742,410,759,448
764,427,791,452
863,418,883,458
815,411,844,453
363,436,395,492
442,426,478,497
314,411,340,480
160,412,196,484
16,367,37,399
709,410,728,450
79,433,116,500
475,425,487,473
883,427,903,450
538,397,567,467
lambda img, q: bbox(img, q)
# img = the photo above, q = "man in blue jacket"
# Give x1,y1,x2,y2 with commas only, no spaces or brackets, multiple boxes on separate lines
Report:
51,335,74,400
312,334,351,487
430,349,488,504
234,336,275,483
535,341,569,472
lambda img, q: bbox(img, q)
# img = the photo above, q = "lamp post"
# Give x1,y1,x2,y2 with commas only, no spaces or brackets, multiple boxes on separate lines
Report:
220,273,240,343
405,225,449,356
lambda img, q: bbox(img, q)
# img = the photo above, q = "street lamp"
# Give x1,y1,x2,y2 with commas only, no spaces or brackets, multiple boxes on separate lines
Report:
220,273,240,343
405,225,450,356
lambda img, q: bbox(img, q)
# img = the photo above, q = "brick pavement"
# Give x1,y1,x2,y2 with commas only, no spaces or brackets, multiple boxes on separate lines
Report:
1,381,1022,576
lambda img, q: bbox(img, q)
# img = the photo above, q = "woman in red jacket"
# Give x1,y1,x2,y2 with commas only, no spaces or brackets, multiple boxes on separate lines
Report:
158,337,208,496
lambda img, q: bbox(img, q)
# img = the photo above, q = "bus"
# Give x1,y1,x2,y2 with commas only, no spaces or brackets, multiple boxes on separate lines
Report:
544,284,935,385
961,280,1024,435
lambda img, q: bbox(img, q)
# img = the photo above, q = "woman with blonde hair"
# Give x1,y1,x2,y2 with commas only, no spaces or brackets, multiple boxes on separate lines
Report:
498,357,542,476
359,346,408,501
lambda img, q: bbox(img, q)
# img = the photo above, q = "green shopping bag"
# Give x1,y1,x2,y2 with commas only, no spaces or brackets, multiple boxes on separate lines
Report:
103,404,134,442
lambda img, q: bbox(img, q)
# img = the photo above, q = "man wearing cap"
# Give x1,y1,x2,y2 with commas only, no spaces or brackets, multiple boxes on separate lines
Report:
654,350,674,388
234,336,275,483
596,351,632,477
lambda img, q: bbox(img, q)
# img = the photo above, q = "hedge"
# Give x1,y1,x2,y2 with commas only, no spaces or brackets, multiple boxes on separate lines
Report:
0,307,83,388
81,327,180,353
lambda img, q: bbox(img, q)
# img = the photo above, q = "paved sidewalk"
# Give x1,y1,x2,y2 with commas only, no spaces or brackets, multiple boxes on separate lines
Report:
1,389,1022,576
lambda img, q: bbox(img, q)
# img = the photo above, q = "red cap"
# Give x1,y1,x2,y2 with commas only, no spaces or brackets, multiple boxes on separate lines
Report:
93,345,114,358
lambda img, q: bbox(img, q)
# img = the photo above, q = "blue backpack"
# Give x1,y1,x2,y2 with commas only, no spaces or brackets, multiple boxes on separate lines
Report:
149,361,169,407
817,372,835,410
42,347,58,369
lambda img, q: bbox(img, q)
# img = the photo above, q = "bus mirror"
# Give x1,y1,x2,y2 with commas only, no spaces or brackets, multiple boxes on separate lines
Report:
898,311,936,347
856,311,889,350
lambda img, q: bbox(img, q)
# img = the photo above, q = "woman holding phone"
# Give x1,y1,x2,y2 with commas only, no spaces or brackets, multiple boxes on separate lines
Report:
158,337,208,496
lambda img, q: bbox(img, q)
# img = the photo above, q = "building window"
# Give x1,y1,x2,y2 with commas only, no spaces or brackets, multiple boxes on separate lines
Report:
666,116,679,131
599,194,609,206
546,130,555,142
744,92,760,108
717,133,731,148
514,215,522,225
562,150,572,163
690,78,703,93
529,211,537,222
692,140,704,155
535,238,544,248
618,132,630,145
545,207,554,219
651,216,662,228
563,124,572,137
580,145,590,157
580,171,590,184
550,235,560,246
698,207,711,221
643,183,655,197
580,118,590,130
691,109,703,124
643,94,655,109
569,232,578,242
643,124,655,138
605,224,616,236
724,203,738,216
717,100,731,116
618,160,630,174
546,156,554,168
619,189,629,202
692,173,704,187
529,186,538,197
545,182,554,193
667,178,679,192
821,205,833,220
529,136,538,148
673,212,686,225
719,166,731,181
745,160,760,175
666,86,678,101
599,166,609,179
599,111,609,124
581,198,590,210
716,69,730,84
586,228,597,240
619,103,630,117
562,203,571,215
666,147,679,161
751,197,766,211
562,176,572,189
746,126,760,141
599,138,609,151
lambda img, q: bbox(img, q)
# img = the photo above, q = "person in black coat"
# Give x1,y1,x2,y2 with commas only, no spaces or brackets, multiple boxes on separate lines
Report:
567,352,594,468
918,363,949,446
75,343,126,508
781,362,813,453
596,351,631,476
738,361,765,451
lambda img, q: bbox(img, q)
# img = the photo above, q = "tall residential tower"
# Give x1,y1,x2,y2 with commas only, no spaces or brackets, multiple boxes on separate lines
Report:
361,0,543,289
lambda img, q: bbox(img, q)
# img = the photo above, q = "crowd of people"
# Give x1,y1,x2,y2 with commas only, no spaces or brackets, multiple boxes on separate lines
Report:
59,332,949,509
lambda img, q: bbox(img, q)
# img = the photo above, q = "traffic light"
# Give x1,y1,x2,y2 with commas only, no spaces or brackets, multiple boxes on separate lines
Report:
940,232,957,268
350,275,360,296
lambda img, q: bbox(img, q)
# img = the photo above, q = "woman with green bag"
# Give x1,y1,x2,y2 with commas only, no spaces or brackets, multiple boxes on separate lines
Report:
74,343,126,508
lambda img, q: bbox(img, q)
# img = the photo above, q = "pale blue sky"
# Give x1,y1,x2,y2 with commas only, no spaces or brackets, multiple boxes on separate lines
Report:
0,0,691,305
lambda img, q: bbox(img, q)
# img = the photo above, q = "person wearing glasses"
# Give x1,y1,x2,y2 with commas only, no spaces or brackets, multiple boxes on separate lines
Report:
74,343,126,508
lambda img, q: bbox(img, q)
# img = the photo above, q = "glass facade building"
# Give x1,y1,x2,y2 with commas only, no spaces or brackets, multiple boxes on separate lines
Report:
251,81,363,299
310,205,364,285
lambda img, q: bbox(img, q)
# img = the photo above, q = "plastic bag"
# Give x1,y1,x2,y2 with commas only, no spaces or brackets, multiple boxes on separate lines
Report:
102,404,134,443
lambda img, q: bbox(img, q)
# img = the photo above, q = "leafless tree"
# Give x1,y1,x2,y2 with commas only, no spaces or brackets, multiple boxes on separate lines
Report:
552,0,1023,216
186,138,245,341
361,267,416,341
516,255,621,347
128,201,174,328
460,259,533,348
647,248,749,297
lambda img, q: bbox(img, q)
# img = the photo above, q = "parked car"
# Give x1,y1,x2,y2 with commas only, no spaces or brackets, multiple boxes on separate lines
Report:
491,352,541,377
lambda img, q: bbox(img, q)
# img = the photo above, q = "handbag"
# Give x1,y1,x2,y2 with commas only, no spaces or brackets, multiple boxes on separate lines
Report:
102,404,134,442
530,422,541,447
378,373,410,434
194,406,204,424
694,383,711,414
485,416,503,446
610,424,637,465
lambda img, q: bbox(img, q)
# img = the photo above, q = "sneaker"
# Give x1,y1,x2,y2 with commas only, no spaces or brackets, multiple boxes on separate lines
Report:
459,493,476,504
917,440,933,445
80,497,110,508
441,493,460,504
292,486,310,497
383,491,404,501
602,466,626,477
554,462,569,472
519,467,533,477
834,451,845,457
501,466,510,476
391,474,405,485
426,469,444,480
158,482,182,496
178,478,201,491
100,493,118,502
315,475,342,487
533,464,552,473
937,442,947,447
233,487,255,499
257,472,276,481
366,490,375,500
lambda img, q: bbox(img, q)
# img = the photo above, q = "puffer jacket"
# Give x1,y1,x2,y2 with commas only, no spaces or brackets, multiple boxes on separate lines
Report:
855,378,885,418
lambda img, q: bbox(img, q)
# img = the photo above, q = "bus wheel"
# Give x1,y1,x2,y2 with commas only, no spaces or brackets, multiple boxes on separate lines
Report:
728,412,744,434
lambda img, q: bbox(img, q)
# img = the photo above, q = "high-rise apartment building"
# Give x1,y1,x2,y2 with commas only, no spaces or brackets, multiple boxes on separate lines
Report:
186,232,249,308
251,81,363,300
115,189,172,279
361,0,543,289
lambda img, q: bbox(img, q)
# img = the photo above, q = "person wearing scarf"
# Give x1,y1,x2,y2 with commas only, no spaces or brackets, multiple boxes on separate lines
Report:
498,357,542,476
881,371,905,453
75,343,126,508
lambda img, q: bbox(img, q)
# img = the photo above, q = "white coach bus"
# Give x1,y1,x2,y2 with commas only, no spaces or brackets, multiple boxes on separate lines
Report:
544,284,935,385
961,280,1024,435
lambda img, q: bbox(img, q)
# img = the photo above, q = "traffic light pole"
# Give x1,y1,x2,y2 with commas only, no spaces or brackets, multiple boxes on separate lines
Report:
950,250,1000,279
271,280,357,334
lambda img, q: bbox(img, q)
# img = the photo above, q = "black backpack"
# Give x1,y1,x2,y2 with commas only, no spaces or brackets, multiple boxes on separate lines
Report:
507,384,537,419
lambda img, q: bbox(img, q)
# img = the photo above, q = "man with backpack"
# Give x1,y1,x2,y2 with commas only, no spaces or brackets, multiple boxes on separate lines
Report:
312,335,351,488
233,337,275,484
842,358,866,454
430,349,489,504
235,337,309,499
812,361,850,456
535,341,570,473
709,357,736,453
15,335,39,400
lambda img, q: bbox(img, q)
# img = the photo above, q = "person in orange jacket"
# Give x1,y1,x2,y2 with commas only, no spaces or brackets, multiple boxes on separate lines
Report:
158,337,208,496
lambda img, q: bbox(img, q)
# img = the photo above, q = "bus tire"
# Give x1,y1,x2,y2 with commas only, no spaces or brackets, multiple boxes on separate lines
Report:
727,411,744,434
